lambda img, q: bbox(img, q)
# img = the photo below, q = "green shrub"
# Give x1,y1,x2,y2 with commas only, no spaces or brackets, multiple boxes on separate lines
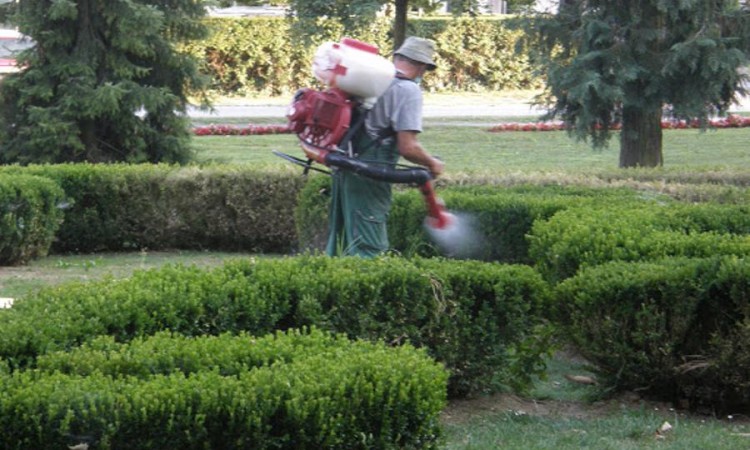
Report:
181,16,542,97
35,329,337,378
389,186,647,262
529,203,750,282
388,189,561,262
0,164,304,253
296,178,656,263
1,328,448,450
0,174,65,265
279,256,553,396
0,262,291,368
0,255,551,397
429,17,539,92
554,257,750,411
294,173,331,253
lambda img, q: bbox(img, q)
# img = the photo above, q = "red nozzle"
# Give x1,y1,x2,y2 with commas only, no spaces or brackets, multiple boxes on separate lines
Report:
419,182,453,230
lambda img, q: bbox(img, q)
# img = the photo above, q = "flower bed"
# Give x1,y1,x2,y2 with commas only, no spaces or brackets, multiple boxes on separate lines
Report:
488,114,750,132
191,115,750,136
193,123,292,136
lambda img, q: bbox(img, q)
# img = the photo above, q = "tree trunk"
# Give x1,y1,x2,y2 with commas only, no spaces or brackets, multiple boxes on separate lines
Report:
393,0,408,52
619,106,664,168
81,119,105,162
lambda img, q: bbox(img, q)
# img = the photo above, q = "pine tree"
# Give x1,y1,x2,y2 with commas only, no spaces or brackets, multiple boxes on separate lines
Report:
0,0,208,164
526,1,750,168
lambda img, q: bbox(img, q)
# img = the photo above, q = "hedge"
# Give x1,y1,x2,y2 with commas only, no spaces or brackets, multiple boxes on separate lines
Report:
295,176,664,263
528,202,750,282
180,16,541,97
0,164,304,254
389,185,659,262
0,255,552,398
0,174,65,265
4,163,746,265
35,328,343,378
554,257,750,412
0,328,448,449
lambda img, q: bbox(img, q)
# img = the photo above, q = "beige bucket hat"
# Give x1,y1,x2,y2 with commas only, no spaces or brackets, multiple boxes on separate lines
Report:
394,36,437,71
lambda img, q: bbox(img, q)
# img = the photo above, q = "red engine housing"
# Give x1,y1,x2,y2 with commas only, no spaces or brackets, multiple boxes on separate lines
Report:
287,87,353,151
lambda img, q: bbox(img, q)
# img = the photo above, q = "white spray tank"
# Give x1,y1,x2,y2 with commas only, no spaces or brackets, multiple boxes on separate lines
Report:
312,38,395,108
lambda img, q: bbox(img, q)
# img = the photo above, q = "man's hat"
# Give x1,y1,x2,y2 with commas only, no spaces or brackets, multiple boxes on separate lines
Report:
394,36,437,71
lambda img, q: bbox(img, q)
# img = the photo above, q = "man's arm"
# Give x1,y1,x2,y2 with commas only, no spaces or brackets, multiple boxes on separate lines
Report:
396,131,444,177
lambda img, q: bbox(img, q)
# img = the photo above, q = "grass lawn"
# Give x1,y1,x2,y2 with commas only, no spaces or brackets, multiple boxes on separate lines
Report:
0,250,257,299
443,400,750,449
192,124,750,173
3,103,750,449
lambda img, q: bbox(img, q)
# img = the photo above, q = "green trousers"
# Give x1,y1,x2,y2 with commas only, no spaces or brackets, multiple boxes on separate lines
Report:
326,137,398,258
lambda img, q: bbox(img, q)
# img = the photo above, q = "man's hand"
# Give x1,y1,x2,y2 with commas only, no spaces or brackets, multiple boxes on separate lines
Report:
428,156,445,178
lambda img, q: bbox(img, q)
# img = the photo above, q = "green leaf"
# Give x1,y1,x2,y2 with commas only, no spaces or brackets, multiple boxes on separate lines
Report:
48,0,77,21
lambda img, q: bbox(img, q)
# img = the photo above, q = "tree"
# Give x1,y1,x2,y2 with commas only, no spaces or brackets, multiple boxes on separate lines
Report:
287,0,474,51
391,0,450,48
394,0,408,48
0,0,208,164
525,1,750,167
289,0,388,39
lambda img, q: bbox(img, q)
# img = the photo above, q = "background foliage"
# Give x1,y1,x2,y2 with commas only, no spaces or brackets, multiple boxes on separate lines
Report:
0,0,208,165
182,16,540,97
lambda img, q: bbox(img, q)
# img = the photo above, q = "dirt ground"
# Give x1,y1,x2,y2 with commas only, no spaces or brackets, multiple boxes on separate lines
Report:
439,347,749,427
442,393,600,424
440,383,750,428
441,390,708,426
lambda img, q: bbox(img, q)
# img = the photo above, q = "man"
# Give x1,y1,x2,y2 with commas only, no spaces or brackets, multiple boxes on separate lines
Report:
326,36,445,257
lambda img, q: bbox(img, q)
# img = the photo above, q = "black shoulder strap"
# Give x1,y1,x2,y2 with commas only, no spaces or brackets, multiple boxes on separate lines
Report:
338,106,368,153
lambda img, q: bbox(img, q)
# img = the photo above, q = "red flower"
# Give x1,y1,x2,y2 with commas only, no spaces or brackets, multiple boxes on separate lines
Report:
487,115,750,133
193,123,293,136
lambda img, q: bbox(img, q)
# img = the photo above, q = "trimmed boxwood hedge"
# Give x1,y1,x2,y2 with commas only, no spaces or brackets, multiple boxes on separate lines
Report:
0,164,304,254
554,256,750,412
295,175,666,262
0,255,552,398
0,328,448,450
8,162,746,270
0,174,65,265
529,202,750,282
389,185,658,262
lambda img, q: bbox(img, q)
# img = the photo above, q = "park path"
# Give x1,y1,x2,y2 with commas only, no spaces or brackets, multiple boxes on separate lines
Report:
188,91,750,120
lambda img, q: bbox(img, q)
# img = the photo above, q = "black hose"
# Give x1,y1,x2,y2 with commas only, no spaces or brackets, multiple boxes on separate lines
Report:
324,153,432,185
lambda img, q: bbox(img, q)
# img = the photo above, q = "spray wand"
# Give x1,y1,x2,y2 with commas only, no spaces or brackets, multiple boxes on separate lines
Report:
273,139,455,231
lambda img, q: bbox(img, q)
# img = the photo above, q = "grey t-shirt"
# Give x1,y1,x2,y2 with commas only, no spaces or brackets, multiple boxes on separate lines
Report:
364,77,423,145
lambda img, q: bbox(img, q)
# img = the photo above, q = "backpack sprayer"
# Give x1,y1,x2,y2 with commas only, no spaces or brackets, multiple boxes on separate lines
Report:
274,37,455,231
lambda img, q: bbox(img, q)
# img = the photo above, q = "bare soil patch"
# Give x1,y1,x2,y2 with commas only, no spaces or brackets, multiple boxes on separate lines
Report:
441,393,618,425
